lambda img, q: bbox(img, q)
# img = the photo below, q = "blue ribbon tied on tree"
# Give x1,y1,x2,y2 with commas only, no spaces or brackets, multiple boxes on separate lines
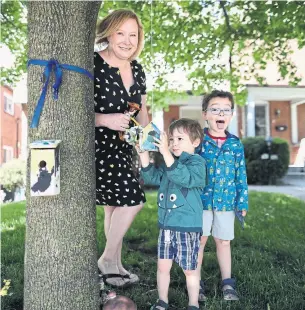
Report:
27,59,94,128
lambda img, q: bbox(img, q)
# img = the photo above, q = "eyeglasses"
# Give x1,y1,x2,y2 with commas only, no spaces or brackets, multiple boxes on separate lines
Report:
205,108,234,115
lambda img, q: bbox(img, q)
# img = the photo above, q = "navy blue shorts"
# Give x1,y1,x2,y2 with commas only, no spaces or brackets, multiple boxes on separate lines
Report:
158,229,201,270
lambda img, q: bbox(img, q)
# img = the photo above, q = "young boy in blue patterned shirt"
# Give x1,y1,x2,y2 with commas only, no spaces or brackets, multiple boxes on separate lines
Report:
198,90,248,301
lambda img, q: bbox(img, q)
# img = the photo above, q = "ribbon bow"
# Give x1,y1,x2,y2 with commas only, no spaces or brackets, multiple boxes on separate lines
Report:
27,59,94,128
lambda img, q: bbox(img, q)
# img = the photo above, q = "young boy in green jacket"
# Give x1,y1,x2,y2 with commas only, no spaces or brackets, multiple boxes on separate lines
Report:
138,119,206,310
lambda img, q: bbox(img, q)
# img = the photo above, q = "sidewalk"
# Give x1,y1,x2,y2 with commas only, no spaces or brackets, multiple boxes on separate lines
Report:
248,175,305,201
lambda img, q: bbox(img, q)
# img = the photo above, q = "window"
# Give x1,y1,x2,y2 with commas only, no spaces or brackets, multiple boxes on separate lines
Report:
179,108,205,127
3,146,14,163
4,94,14,115
255,105,267,137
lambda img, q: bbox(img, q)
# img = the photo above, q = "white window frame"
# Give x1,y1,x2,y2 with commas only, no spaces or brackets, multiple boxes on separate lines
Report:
291,101,305,144
4,94,14,116
254,101,270,138
3,146,14,163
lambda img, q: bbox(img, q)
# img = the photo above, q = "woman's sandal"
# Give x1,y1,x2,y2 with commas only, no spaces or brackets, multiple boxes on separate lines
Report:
187,306,200,310
120,272,139,283
98,261,139,287
199,280,207,302
222,278,239,301
100,273,132,288
150,299,169,310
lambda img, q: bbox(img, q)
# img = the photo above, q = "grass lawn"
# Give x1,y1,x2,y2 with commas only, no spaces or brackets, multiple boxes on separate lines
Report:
1,192,305,310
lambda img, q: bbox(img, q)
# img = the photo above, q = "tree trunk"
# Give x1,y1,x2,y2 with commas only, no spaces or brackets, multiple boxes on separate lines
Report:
24,2,101,309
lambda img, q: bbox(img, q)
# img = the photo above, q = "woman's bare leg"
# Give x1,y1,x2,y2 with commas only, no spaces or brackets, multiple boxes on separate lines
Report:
116,240,128,274
104,206,116,238
103,207,126,273
98,204,143,285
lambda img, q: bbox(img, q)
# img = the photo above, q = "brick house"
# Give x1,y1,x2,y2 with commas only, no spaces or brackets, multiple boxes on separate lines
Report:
0,85,23,165
156,85,305,165
155,41,305,166
239,85,305,165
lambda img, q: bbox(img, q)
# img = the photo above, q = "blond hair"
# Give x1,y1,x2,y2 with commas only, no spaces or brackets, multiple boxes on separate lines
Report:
96,9,144,60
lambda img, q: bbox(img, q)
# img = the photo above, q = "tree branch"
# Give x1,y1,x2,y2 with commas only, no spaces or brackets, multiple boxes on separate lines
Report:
220,1,234,34
1,13,16,28
219,1,234,74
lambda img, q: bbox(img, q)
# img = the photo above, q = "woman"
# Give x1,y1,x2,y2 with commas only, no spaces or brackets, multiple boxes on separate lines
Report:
94,9,149,287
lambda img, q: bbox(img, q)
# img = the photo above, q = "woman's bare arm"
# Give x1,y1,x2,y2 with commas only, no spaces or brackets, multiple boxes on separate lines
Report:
136,95,149,127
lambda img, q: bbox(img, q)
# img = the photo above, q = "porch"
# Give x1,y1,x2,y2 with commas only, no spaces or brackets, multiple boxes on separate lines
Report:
243,85,305,165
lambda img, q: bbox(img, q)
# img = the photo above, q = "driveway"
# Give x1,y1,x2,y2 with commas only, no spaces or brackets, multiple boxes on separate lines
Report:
248,175,305,201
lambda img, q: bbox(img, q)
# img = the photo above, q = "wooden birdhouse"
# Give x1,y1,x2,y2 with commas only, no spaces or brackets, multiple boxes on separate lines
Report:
29,140,61,196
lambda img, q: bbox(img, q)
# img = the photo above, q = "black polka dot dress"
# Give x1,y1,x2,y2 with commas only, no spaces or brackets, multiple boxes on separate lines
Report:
94,52,146,207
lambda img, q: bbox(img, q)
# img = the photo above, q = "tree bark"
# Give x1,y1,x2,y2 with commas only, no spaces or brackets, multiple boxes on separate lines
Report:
24,2,101,309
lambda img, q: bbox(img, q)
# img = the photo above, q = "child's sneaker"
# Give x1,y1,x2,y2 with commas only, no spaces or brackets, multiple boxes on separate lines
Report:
150,299,169,310
222,278,239,301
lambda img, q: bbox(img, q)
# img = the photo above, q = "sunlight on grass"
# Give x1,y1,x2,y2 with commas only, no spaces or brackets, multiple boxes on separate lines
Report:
1,192,305,310
1,217,26,232
0,279,12,297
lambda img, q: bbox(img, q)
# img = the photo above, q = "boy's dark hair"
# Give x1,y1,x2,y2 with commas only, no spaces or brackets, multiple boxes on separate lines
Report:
169,118,203,143
39,160,47,168
202,90,235,111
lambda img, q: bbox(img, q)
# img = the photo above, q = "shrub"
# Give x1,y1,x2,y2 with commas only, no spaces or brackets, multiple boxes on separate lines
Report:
0,158,26,192
242,137,290,185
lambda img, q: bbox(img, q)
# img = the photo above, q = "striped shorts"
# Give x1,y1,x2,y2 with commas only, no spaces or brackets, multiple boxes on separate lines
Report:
158,229,201,270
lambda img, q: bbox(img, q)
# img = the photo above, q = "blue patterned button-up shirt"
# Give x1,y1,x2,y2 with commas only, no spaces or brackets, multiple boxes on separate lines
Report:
199,128,248,212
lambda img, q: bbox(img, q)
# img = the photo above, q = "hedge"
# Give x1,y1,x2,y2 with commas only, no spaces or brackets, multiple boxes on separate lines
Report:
242,137,290,185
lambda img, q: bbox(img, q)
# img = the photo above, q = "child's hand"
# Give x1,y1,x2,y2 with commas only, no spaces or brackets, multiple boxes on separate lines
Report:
135,144,150,168
154,132,170,156
135,144,146,155
154,133,174,167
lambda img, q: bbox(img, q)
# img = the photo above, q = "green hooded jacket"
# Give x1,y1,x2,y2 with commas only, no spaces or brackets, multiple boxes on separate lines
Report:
141,152,206,232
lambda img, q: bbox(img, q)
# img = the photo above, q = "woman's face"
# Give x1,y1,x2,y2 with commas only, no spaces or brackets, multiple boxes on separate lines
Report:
108,18,139,60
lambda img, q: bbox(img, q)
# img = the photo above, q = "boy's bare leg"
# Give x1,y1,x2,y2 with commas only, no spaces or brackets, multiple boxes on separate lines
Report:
184,269,200,308
196,236,209,301
197,236,209,279
157,259,172,307
214,237,231,280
